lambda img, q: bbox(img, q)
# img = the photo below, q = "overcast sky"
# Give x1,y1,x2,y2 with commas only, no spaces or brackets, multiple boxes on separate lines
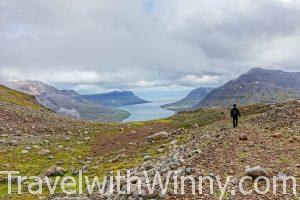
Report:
1,0,300,93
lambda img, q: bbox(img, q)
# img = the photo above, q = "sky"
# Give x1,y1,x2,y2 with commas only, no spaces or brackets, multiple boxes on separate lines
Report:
1,0,300,94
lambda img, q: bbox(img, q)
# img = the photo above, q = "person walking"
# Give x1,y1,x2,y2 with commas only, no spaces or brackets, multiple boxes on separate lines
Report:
231,104,241,128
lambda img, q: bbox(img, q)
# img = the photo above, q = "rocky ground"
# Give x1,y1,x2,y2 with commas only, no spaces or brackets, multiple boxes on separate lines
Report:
0,87,299,200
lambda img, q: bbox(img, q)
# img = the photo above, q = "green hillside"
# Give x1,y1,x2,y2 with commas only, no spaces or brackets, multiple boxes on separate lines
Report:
0,85,46,111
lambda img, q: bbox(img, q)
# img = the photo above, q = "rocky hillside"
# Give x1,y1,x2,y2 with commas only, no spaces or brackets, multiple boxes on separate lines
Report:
195,68,300,108
0,85,299,199
161,87,213,111
83,91,149,107
3,80,130,122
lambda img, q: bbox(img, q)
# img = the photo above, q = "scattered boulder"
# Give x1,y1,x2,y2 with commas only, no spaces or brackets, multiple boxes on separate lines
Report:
144,155,152,161
38,149,51,156
81,165,89,173
170,140,177,145
239,134,248,140
272,132,282,138
43,165,65,177
185,167,195,174
157,148,164,153
147,131,169,141
21,150,29,154
8,140,18,146
144,163,153,171
192,149,201,154
245,166,268,178
192,123,199,129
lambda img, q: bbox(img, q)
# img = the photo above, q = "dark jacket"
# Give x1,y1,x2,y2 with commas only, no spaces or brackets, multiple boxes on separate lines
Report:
231,107,241,118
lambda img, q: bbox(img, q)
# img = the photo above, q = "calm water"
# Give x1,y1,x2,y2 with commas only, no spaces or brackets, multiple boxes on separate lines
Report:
119,90,190,122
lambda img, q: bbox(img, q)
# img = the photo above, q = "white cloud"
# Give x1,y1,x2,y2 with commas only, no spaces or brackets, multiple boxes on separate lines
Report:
179,74,220,86
1,0,300,92
0,69,102,83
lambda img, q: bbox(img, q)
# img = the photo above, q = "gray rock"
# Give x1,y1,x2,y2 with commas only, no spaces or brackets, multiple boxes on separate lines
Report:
245,166,268,178
147,131,169,141
8,140,18,146
239,134,248,140
21,150,29,154
192,123,199,129
170,140,177,145
185,167,195,174
157,148,164,153
38,149,51,156
43,165,65,177
144,155,152,161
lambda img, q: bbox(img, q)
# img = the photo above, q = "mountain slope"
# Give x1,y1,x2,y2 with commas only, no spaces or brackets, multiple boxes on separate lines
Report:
161,87,213,111
195,68,300,108
4,80,130,121
83,91,149,107
0,84,46,111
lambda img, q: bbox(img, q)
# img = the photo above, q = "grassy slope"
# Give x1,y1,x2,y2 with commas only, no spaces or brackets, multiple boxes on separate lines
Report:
0,85,46,111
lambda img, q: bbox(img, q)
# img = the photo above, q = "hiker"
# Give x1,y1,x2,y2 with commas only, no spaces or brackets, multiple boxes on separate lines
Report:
231,104,241,128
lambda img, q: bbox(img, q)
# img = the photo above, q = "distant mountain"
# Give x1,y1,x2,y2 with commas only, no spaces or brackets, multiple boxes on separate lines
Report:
4,80,130,122
161,87,213,111
83,91,149,107
195,68,300,108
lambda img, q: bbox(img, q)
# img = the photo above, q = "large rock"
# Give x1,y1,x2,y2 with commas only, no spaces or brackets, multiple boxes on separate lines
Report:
43,165,65,177
272,132,282,138
192,123,199,129
245,166,268,178
239,134,248,140
147,131,169,141
38,149,51,156
144,155,152,161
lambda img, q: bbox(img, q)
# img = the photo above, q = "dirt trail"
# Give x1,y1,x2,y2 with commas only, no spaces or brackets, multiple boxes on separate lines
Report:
92,122,177,156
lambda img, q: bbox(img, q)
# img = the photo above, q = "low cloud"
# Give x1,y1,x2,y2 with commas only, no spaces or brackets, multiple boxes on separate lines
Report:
56,108,80,119
179,75,220,86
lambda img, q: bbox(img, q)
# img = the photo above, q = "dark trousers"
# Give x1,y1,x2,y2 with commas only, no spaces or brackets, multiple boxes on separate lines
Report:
233,117,238,128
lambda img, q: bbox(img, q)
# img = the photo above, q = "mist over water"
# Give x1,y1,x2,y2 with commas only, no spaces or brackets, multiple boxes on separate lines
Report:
120,90,190,122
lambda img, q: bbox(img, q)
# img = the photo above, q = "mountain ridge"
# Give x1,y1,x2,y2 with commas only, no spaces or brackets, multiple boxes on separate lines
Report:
161,87,213,111
3,80,130,122
194,68,300,108
83,91,149,107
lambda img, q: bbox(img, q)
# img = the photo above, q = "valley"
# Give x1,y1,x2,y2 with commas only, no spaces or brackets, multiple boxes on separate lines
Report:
0,85,299,199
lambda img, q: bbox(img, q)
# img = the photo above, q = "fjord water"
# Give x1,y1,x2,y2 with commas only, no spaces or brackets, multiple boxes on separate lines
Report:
120,90,189,122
